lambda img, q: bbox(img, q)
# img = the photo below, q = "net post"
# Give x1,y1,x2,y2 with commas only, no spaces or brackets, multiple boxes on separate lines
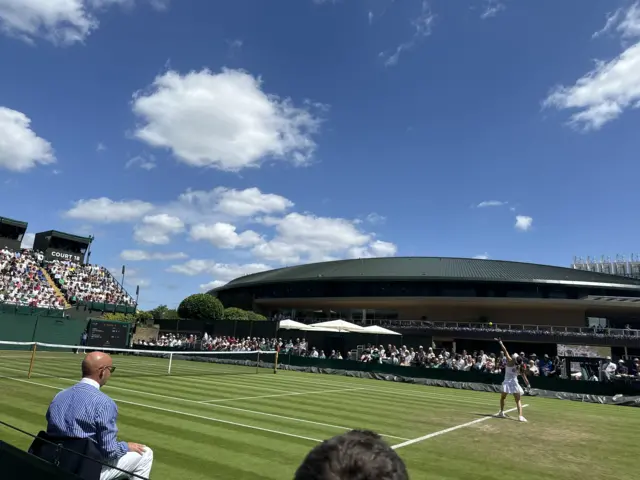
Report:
273,348,279,374
168,352,173,375
28,343,37,379
256,351,260,374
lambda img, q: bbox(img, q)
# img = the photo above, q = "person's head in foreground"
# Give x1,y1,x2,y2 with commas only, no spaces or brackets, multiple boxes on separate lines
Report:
294,430,409,480
82,351,115,387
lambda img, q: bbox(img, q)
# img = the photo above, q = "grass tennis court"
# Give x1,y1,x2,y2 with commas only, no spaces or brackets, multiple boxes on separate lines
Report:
0,350,638,480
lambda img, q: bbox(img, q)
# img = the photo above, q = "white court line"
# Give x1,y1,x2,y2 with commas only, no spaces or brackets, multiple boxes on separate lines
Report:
199,387,367,404
391,405,529,450
2,375,323,444
0,365,408,441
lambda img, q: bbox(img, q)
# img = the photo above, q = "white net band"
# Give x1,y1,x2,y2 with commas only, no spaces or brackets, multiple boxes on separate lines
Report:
0,341,278,378
0,341,275,356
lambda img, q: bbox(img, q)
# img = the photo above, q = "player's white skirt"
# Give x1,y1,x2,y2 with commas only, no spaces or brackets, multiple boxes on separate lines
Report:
502,379,524,395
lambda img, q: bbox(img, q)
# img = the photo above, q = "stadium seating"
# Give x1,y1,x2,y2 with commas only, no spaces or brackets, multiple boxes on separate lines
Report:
45,261,135,307
0,248,66,310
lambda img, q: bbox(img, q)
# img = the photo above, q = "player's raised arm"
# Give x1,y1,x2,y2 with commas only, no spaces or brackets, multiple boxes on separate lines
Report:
495,338,512,362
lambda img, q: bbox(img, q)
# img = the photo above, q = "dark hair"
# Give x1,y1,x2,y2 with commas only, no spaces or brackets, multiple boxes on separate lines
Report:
515,356,524,366
294,430,409,480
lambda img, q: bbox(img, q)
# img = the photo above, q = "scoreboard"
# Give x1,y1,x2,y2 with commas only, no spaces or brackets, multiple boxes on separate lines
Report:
87,320,130,348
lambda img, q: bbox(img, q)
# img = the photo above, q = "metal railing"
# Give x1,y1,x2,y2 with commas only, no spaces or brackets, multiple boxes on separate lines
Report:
286,317,640,337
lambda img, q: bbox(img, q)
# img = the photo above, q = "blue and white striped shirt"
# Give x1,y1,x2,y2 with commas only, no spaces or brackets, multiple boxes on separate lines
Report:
46,378,129,460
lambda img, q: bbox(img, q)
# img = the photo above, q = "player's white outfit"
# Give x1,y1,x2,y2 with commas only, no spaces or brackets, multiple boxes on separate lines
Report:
502,364,524,395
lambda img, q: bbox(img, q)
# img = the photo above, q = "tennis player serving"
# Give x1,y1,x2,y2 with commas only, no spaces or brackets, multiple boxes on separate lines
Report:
494,337,529,422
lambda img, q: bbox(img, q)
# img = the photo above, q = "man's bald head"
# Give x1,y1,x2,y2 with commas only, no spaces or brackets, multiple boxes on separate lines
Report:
82,352,113,384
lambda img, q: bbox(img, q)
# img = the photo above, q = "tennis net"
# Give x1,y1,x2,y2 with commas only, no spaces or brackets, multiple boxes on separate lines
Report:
0,341,278,379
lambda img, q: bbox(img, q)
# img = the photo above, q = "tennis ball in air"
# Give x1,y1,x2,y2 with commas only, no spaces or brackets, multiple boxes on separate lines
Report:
489,322,493,326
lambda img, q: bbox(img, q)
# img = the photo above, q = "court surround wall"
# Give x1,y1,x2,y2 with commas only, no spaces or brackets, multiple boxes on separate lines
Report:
0,313,88,347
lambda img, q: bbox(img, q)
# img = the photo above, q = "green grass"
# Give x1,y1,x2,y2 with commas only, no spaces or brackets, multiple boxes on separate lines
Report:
0,350,638,480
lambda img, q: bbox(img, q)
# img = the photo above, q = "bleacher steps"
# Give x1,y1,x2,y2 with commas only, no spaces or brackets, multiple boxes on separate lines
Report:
41,268,70,309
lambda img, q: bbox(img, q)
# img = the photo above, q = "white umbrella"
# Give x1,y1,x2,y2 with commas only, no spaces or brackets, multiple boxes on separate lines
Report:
308,319,365,333
362,325,402,336
299,325,341,332
278,319,310,330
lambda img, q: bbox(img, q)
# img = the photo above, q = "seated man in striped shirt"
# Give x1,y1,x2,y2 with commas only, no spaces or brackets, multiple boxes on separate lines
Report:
45,351,154,480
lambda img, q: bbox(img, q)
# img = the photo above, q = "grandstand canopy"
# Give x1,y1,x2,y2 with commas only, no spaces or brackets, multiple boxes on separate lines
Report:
215,257,640,291
0,216,28,229
34,230,93,264
37,230,92,244
0,216,29,251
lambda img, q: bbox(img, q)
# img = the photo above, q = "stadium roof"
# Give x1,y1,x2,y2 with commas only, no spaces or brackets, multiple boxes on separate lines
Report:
36,230,93,244
214,257,640,292
0,216,28,228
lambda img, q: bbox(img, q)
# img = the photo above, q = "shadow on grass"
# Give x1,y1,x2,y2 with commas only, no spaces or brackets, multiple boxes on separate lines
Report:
471,412,519,422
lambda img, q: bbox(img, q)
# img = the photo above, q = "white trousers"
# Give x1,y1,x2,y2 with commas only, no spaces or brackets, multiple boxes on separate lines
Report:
100,448,154,480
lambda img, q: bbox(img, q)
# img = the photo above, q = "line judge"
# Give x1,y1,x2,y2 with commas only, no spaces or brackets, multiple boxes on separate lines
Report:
45,351,154,480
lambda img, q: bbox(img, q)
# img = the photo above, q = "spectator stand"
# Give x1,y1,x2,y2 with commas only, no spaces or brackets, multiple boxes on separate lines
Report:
1,248,66,310
36,231,136,311
0,217,28,252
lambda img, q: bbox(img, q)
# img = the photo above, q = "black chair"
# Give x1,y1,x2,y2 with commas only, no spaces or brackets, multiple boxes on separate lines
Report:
28,431,102,480
0,440,84,480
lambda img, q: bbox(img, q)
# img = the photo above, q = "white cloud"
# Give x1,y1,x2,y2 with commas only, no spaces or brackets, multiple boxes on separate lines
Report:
190,222,262,249
65,198,154,222
364,212,386,225
167,260,271,290
0,0,163,45
480,1,505,20
178,187,293,218
96,142,106,152
544,3,640,131
120,249,187,261
0,107,55,172
200,280,226,291
368,11,373,25
349,240,397,259
131,68,324,171
593,2,640,40
476,200,506,208
514,215,533,232
133,214,184,245
381,1,435,67
125,154,157,170
251,212,397,265
473,253,490,260
227,38,243,51
21,232,35,249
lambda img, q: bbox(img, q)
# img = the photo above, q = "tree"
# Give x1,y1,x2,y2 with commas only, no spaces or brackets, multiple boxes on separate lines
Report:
136,310,153,324
246,311,267,321
102,310,153,324
177,294,224,321
102,312,133,322
224,307,249,321
149,304,179,319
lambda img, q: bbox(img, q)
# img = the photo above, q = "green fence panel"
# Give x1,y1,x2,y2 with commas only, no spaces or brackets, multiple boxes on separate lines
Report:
283,355,634,397
1,312,89,349
0,314,38,344
32,317,89,347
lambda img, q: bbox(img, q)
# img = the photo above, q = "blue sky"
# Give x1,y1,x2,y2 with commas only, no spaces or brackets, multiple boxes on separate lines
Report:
1,0,640,309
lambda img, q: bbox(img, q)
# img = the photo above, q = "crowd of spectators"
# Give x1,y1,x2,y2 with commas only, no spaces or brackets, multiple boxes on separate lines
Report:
46,260,135,306
0,248,66,309
374,320,639,339
132,331,640,383
134,333,279,352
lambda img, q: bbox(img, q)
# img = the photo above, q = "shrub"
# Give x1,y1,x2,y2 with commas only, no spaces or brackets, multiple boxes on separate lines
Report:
177,294,224,321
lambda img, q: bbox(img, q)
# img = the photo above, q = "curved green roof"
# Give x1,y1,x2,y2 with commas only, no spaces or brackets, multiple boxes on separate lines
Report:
214,257,640,292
